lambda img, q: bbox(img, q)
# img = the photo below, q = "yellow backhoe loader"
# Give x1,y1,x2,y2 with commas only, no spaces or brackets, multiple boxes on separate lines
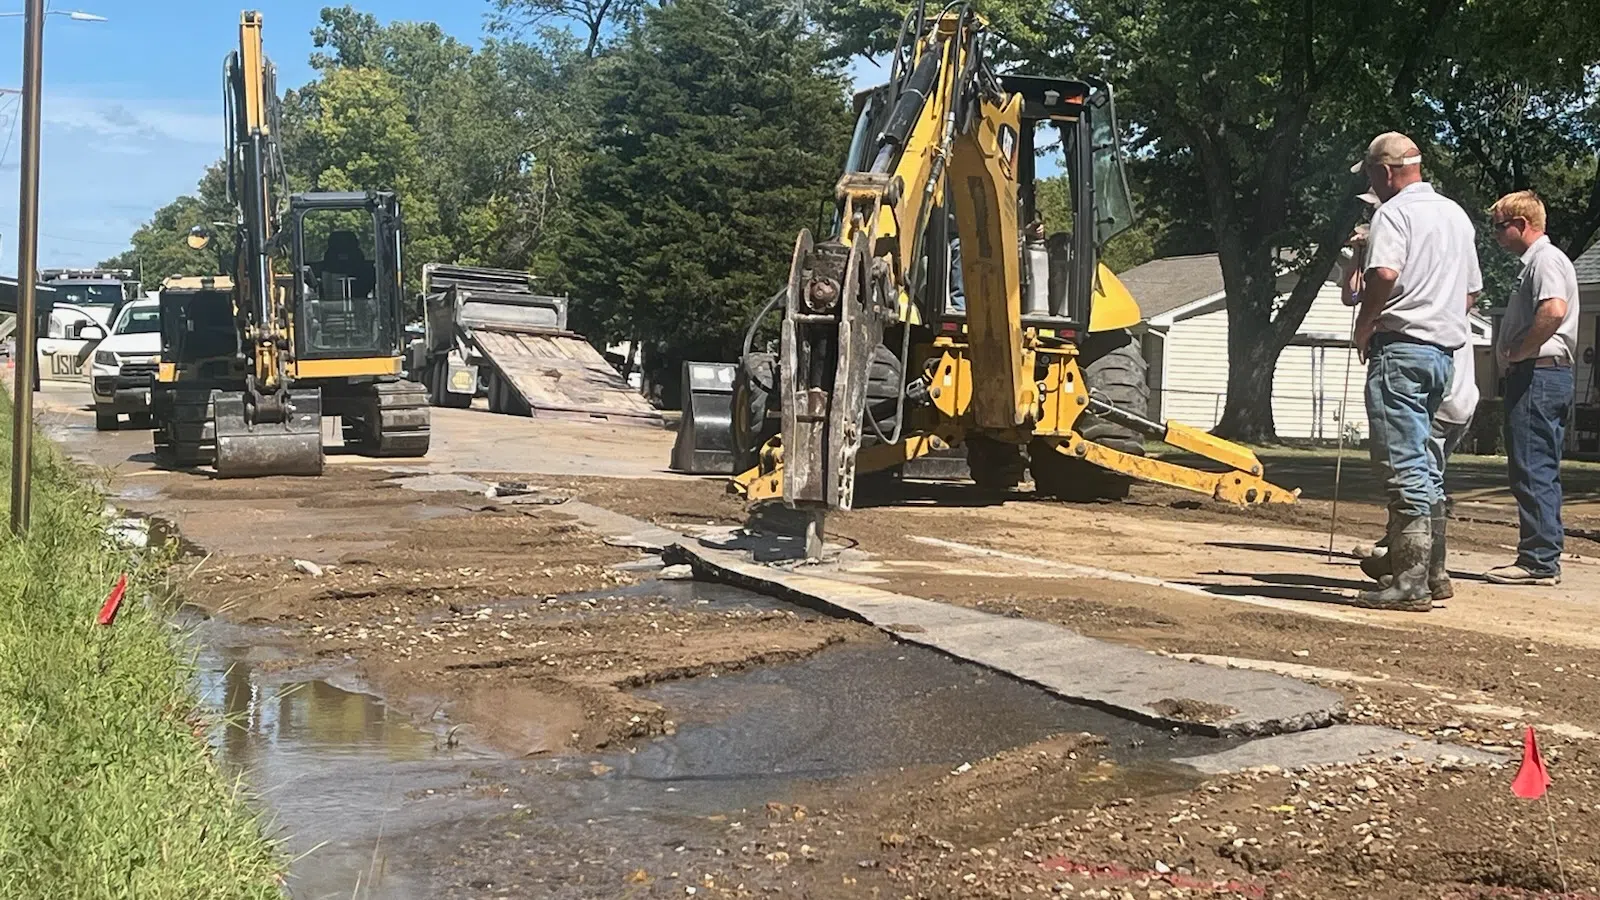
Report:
696,8,1297,552
149,11,429,476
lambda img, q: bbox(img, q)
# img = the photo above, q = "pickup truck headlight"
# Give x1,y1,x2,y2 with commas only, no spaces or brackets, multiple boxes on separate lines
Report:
93,350,119,367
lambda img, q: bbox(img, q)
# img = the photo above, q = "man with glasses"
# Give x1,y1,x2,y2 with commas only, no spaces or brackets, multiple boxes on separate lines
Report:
1486,190,1580,585
1348,132,1478,611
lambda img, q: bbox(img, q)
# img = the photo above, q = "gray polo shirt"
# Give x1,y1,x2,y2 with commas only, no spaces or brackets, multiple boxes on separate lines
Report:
1364,182,1478,350
1498,235,1581,366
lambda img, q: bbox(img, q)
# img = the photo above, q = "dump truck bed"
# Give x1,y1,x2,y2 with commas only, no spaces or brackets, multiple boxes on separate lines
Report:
421,263,662,426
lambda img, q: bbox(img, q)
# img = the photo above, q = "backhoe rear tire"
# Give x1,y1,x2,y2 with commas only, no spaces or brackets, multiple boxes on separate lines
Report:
861,343,903,447
731,351,778,473
1033,329,1149,501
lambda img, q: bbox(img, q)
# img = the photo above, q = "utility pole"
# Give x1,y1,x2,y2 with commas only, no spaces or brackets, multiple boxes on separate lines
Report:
10,0,44,535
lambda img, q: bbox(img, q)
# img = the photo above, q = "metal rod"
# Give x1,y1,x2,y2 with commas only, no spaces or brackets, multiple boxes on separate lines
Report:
9,0,45,535
1327,291,1360,561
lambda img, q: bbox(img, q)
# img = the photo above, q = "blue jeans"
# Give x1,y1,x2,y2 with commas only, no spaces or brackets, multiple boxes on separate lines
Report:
1365,336,1452,520
1504,363,1573,577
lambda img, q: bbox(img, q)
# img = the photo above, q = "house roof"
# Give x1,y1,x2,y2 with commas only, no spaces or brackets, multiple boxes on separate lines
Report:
1576,239,1600,288
1115,254,1224,320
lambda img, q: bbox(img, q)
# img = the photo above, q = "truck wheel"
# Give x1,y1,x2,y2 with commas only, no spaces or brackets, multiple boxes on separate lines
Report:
488,371,529,417
1033,330,1149,501
966,435,1026,491
95,409,118,431
431,361,472,409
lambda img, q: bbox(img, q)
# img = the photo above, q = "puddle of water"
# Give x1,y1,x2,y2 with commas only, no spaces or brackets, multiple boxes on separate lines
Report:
185,614,481,900
114,483,163,502
621,642,1223,802
184,600,1230,898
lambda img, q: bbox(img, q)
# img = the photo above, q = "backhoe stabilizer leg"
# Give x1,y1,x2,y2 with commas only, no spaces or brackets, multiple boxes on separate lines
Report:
735,425,964,505
1045,435,1297,506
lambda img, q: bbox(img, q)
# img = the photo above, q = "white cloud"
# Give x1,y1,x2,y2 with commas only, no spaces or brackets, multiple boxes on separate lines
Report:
41,94,214,145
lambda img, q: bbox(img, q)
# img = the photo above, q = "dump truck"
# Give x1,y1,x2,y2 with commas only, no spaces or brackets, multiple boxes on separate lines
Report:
408,263,662,426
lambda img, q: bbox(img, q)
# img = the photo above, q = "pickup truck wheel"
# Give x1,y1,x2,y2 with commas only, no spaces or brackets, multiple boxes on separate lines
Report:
95,409,118,431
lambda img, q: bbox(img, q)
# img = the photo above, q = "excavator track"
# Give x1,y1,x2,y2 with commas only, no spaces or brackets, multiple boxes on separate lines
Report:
152,387,216,469
342,380,431,458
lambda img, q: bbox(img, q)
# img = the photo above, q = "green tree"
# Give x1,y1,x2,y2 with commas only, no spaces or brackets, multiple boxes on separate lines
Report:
1418,1,1600,261
304,6,596,274
292,65,448,290
559,0,852,373
490,0,643,58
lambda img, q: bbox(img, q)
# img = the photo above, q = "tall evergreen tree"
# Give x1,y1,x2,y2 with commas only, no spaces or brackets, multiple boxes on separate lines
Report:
560,0,853,375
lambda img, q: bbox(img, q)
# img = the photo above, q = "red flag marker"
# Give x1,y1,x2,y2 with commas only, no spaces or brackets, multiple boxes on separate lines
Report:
96,573,128,626
1511,725,1552,799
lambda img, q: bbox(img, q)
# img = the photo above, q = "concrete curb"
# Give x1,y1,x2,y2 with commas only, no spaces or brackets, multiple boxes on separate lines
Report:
669,538,1344,737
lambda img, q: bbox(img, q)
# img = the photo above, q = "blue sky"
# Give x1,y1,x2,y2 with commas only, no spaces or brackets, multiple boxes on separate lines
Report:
0,1,491,275
0,1,883,276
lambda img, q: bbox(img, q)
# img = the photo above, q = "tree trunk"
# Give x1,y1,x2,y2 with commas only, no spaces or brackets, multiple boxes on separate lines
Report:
1214,300,1289,443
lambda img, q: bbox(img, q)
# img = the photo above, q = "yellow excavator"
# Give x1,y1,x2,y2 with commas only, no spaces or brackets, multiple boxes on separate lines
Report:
149,11,429,476
706,8,1297,552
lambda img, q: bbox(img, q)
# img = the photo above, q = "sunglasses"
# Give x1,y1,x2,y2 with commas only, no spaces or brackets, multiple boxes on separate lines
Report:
1490,218,1517,231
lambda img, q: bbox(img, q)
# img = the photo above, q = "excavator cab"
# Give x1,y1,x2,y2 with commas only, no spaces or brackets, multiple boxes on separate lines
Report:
289,191,404,361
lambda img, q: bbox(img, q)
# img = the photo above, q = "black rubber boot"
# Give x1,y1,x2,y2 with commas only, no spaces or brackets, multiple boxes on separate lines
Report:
1352,515,1432,612
1428,503,1452,602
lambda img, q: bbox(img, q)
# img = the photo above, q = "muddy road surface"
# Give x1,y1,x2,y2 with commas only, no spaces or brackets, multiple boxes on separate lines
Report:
35,382,1600,898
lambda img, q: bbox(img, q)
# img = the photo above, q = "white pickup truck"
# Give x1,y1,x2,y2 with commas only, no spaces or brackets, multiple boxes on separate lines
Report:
89,298,161,430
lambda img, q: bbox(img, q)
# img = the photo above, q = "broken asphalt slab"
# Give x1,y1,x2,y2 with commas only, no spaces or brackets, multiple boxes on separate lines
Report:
1172,725,1504,774
669,537,1344,737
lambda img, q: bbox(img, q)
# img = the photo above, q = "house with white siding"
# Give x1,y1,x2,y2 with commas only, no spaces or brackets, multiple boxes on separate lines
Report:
1120,254,1494,442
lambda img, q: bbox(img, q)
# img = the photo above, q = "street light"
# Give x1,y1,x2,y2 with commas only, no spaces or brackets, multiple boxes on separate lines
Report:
0,10,106,19
7,1,104,534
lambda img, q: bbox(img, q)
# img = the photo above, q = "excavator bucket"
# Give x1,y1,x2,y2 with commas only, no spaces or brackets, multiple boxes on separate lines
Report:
212,389,325,478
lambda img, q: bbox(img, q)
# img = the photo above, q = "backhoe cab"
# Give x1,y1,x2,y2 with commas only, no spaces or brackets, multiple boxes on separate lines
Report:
150,11,428,476
722,8,1296,549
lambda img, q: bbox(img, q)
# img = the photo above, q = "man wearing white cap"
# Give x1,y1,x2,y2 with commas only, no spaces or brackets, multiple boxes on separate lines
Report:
1342,190,1480,605
1346,132,1479,611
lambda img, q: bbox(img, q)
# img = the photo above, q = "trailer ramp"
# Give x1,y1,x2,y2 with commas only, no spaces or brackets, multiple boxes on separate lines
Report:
477,329,662,425
419,264,662,426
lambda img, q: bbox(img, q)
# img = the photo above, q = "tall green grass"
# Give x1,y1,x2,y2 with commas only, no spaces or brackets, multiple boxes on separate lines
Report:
0,404,282,898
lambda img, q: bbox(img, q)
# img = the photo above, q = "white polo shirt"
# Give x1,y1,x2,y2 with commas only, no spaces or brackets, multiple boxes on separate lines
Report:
1499,235,1581,366
1364,182,1478,351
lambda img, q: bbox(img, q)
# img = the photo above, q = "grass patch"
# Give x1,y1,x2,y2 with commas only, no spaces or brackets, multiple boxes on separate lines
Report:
0,401,282,898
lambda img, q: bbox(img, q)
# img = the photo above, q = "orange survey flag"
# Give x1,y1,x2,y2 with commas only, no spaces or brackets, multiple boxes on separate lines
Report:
1511,726,1552,799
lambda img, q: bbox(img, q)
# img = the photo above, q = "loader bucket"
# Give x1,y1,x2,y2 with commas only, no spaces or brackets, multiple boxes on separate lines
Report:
212,389,325,478
671,360,737,474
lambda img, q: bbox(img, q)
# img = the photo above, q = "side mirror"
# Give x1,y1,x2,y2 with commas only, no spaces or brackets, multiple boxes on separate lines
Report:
186,225,212,251
77,323,107,342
